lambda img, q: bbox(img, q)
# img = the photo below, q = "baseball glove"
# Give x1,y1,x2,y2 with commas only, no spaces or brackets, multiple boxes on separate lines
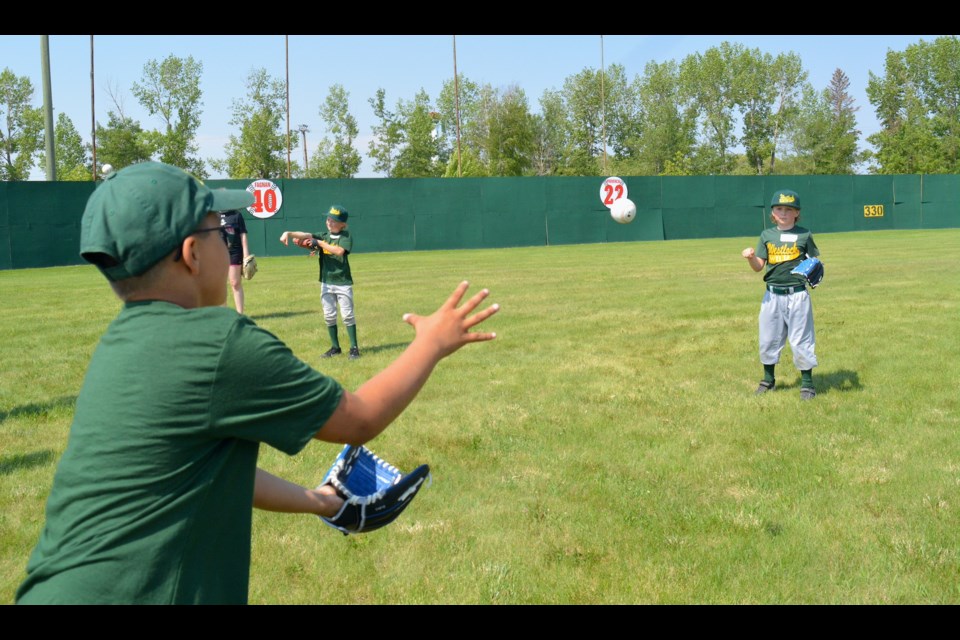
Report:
293,237,318,256
318,444,431,535
242,254,258,280
791,256,824,288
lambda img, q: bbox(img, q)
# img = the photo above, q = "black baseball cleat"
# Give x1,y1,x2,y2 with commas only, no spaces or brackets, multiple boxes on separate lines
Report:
755,381,775,395
321,347,342,358
800,387,817,401
348,346,361,360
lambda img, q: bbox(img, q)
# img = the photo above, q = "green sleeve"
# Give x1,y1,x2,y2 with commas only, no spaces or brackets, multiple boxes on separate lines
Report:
211,317,343,455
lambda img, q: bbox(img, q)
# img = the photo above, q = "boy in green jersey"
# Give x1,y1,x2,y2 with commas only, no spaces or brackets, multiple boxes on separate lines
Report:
281,205,360,359
17,163,499,604
742,189,820,400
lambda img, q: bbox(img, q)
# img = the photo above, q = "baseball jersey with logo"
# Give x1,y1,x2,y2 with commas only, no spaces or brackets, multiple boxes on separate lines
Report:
756,225,819,287
17,301,343,604
311,229,353,285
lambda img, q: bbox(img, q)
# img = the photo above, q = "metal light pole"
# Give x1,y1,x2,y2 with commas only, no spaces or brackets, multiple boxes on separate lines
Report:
285,35,292,178
600,35,607,175
40,36,57,181
298,124,309,175
90,35,97,181
453,35,462,177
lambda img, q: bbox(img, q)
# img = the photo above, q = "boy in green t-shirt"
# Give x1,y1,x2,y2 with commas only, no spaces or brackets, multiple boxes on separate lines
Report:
742,188,820,400
16,163,499,604
281,205,360,359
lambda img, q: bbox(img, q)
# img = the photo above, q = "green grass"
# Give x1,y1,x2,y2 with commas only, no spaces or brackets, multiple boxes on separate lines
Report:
3,228,960,604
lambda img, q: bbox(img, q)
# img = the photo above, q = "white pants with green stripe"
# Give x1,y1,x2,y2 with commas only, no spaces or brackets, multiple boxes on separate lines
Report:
758,289,817,370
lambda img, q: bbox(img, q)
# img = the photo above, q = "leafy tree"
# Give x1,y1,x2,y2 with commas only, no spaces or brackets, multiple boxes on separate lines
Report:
733,46,775,174
131,55,205,177
790,69,865,174
367,88,402,177
95,110,156,171
0,68,44,181
531,90,567,176
485,84,535,176
867,36,960,174
680,44,740,174
627,60,696,175
442,146,488,177
212,68,295,179
764,52,807,173
437,74,483,170
307,84,362,178
392,89,444,178
438,77,537,177
552,64,635,175
40,113,90,181
679,43,807,175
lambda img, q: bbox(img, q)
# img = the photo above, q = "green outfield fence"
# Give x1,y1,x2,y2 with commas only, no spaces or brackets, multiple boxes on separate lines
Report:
1,174,957,271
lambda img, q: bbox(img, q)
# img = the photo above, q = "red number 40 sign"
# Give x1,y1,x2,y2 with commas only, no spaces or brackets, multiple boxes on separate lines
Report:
246,179,284,219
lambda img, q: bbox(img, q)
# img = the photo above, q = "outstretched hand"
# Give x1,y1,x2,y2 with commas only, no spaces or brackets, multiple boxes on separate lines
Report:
402,281,499,359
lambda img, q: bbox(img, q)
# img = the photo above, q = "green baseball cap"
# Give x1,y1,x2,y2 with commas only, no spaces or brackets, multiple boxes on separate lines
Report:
771,189,801,210
80,161,254,281
326,204,349,223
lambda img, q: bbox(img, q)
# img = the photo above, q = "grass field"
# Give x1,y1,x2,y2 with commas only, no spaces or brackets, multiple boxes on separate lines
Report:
2,228,959,604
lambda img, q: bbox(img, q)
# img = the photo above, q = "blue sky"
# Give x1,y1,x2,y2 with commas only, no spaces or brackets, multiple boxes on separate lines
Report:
0,35,944,178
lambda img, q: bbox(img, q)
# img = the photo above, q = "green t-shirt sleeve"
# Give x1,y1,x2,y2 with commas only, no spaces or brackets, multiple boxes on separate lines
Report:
806,234,820,258
755,235,768,260
338,232,352,254
211,318,343,455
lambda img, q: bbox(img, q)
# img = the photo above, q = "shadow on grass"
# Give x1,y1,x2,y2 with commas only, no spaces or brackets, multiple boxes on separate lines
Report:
0,450,56,475
353,342,410,356
248,311,314,321
0,396,77,425
312,342,411,358
818,369,862,394
777,369,861,395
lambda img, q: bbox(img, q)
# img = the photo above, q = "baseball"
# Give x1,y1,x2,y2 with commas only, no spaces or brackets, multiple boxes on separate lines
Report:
610,197,636,224
101,164,114,176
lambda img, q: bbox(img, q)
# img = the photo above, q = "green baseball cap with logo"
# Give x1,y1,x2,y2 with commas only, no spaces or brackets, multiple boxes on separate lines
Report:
771,189,801,210
326,204,349,223
80,161,254,281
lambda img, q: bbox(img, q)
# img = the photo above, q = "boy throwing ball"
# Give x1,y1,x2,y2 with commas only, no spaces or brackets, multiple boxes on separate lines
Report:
281,205,360,359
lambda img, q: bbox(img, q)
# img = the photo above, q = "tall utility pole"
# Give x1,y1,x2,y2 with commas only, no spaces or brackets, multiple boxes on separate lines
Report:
90,35,97,180
600,35,607,175
285,35,291,178
298,125,309,175
40,36,57,181
453,35,462,177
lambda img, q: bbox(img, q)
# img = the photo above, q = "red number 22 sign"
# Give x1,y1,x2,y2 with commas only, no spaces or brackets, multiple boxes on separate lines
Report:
599,177,628,208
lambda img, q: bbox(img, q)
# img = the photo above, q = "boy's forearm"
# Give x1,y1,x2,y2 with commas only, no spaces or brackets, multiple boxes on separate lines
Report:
253,468,340,516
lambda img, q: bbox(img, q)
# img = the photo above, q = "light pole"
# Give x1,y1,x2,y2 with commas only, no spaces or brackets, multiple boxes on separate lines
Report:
298,124,309,175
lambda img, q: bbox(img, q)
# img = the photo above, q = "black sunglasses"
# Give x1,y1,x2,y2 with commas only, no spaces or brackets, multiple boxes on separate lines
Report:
173,226,228,262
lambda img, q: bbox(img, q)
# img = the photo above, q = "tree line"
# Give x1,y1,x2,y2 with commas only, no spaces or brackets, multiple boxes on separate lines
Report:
1,37,958,181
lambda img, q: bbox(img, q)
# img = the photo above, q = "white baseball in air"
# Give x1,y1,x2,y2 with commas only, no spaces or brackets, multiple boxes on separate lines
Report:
610,197,636,224
101,164,114,175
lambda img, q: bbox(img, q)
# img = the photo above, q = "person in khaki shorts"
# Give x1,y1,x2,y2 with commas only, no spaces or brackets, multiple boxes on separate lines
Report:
742,189,821,400
281,205,361,360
